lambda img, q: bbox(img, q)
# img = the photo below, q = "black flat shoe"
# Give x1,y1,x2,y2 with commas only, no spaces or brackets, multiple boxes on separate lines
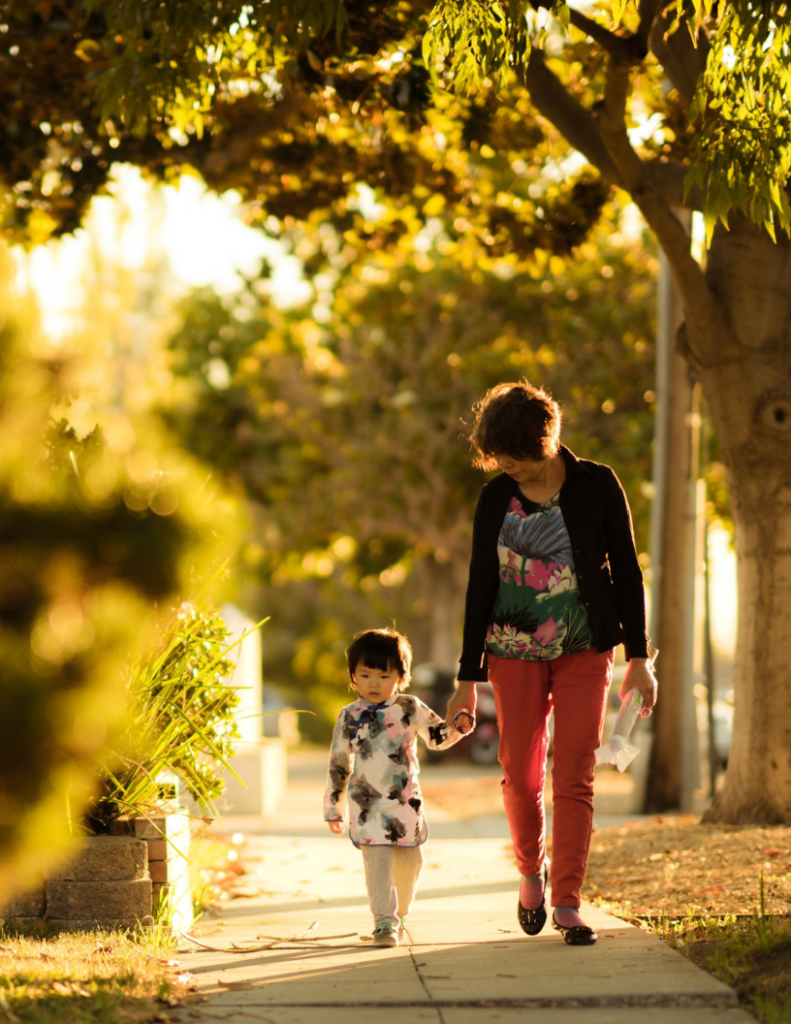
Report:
551,914,597,946
517,861,548,936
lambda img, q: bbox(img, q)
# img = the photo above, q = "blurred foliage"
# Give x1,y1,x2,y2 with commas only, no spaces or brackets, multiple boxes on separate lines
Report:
0,250,234,902
159,214,659,730
85,603,244,834
163,225,658,560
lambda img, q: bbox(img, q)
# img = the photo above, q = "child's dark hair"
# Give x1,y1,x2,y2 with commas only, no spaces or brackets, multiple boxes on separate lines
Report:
346,628,412,692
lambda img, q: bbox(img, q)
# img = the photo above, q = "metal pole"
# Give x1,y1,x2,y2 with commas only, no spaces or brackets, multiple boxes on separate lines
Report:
701,409,718,796
648,250,673,647
681,382,703,811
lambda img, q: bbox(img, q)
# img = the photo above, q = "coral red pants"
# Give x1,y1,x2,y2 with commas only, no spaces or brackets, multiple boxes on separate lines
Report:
488,648,614,908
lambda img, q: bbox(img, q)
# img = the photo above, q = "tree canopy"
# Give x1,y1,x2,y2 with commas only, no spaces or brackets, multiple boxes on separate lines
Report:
5,0,791,822
6,1,788,241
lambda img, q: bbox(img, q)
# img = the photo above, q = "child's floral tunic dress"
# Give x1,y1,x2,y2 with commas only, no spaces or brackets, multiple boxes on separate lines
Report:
323,694,459,847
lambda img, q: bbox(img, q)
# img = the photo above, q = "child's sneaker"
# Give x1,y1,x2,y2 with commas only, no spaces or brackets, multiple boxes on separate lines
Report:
398,915,408,935
373,922,398,948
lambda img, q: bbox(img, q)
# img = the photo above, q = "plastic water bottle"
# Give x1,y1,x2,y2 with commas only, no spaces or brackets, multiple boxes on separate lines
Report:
595,688,644,772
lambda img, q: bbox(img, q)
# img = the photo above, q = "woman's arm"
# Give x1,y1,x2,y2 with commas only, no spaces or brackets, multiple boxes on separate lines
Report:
458,479,510,681
600,467,649,661
446,680,478,724
621,655,658,712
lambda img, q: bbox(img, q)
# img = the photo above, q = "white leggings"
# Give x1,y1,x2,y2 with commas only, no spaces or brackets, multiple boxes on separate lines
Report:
361,845,424,929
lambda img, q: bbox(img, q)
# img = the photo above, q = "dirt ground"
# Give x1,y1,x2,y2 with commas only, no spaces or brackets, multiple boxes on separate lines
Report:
421,769,791,919
585,815,791,918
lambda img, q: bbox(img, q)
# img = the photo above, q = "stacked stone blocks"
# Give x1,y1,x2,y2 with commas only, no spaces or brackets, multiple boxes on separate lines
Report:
2,812,192,933
47,835,152,931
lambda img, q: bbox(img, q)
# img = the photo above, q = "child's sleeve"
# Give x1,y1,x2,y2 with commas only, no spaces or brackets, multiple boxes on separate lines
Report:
415,698,464,752
323,709,353,822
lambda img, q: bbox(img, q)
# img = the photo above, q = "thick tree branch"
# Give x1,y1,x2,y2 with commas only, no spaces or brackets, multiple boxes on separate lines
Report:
595,56,722,341
567,0,662,62
567,9,634,59
643,159,703,211
649,8,710,107
635,0,664,50
523,51,623,184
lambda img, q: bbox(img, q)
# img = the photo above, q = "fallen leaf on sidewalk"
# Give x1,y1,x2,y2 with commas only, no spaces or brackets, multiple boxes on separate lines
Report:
218,980,256,990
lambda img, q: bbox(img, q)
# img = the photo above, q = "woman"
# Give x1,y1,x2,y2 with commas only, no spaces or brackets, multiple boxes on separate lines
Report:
447,381,657,947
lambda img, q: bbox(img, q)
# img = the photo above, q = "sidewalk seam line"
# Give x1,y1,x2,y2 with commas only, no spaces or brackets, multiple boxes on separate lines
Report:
203,994,739,1009
407,936,446,1024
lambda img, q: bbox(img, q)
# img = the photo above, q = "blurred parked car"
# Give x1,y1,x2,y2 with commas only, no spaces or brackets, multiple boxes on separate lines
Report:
711,697,733,769
411,664,500,765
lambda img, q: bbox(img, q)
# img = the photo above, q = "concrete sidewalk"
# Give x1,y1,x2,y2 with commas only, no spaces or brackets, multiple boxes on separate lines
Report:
177,830,752,1022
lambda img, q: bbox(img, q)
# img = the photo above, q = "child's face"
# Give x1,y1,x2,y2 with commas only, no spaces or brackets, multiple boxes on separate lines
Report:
352,661,403,704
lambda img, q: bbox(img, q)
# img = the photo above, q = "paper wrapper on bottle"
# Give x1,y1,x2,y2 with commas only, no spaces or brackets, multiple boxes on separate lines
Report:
595,688,644,772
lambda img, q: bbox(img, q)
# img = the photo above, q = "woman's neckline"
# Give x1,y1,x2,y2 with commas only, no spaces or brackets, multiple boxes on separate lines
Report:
515,453,567,504
518,489,561,509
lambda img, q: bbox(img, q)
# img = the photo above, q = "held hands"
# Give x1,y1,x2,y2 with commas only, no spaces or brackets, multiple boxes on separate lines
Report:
446,680,477,731
328,820,345,834
620,653,658,717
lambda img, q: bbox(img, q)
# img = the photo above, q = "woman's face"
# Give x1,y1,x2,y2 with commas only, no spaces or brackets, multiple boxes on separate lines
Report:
494,453,548,482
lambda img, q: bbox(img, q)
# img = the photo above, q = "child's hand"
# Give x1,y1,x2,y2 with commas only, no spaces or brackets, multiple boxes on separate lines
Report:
328,820,345,835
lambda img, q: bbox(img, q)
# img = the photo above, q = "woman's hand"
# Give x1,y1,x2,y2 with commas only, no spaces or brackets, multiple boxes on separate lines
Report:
620,657,658,716
447,680,478,725
328,820,345,835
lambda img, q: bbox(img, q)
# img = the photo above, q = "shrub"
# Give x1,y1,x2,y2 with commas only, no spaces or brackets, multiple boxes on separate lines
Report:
0,257,234,901
85,602,250,833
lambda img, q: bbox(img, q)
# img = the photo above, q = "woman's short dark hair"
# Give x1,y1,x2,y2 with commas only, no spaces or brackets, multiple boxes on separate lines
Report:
346,628,412,691
469,381,562,470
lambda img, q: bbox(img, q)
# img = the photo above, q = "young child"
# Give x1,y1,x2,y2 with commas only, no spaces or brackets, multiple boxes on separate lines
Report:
323,628,465,948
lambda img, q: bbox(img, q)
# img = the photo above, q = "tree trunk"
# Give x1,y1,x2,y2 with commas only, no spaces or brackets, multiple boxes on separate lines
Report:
424,558,464,670
679,217,791,823
644,334,694,811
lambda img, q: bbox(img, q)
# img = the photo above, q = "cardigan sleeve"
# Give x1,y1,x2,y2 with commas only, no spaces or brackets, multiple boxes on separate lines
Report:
599,466,649,660
458,480,508,681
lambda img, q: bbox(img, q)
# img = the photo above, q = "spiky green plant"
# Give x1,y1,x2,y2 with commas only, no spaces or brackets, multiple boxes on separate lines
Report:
85,603,263,833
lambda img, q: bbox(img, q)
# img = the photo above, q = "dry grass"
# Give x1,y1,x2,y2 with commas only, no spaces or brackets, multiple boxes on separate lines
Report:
584,815,791,1024
0,927,193,1024
584,814,791,917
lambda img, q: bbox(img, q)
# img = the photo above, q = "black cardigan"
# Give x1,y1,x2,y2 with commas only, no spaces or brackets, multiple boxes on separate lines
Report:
458,446,649,681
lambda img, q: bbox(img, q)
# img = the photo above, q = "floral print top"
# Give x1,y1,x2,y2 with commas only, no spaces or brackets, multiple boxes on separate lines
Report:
485,493,594,661
323,694,460,847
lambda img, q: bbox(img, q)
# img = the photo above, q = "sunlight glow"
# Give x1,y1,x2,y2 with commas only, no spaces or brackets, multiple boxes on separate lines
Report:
17,165,309,344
